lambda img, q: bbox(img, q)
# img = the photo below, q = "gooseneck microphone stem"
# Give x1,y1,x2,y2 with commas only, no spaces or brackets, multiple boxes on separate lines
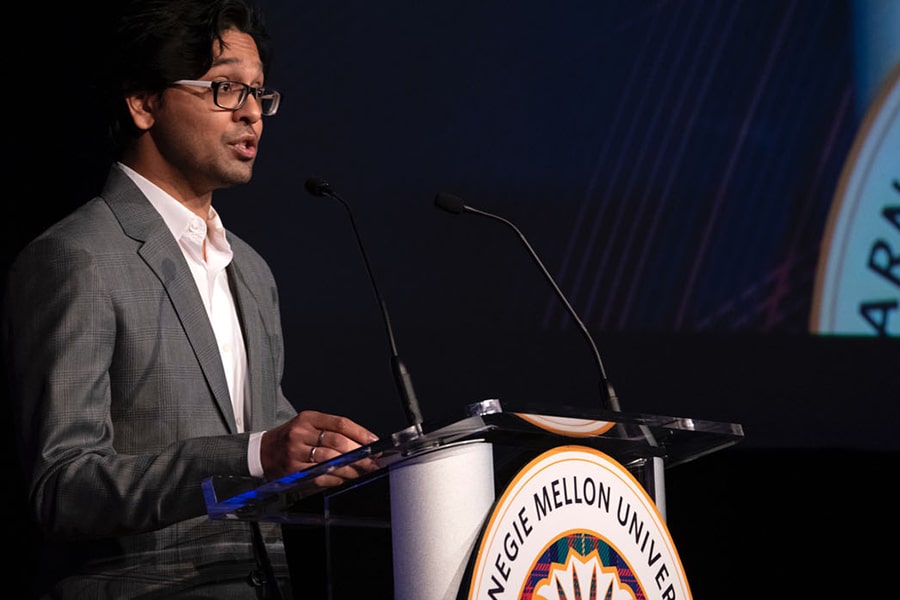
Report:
306,178,424,430
434,192,621,412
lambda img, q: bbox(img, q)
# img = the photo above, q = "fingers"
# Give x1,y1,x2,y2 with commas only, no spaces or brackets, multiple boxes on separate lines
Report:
305,438,380,479
260,410,380,481
302,411,379,466
306,412,381,478
308,445,380,471
306,410,380,449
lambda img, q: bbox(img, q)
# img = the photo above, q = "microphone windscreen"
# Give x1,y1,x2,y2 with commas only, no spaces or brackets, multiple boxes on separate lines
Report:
305,177,331,197
434,192,467,214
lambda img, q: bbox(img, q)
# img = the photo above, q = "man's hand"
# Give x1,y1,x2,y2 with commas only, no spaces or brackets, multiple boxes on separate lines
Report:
260,410,380,483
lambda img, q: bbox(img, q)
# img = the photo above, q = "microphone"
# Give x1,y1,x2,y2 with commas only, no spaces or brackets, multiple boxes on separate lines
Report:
434,192,621,412
306,177,424,430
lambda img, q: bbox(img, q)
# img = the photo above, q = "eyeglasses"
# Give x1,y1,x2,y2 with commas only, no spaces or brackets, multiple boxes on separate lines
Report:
172,80,282,116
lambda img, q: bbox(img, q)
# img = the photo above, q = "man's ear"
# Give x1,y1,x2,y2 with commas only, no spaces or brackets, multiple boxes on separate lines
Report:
125,92,157,131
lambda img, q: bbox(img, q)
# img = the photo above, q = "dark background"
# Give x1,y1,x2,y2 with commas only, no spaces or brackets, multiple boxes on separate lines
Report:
5,0,897,597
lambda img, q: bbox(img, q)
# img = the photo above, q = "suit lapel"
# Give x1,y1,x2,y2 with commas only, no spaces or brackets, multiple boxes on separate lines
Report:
227,260,271,431
102,168,239,433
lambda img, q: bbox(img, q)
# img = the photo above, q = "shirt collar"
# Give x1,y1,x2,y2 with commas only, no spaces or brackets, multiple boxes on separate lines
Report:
116,162,231,252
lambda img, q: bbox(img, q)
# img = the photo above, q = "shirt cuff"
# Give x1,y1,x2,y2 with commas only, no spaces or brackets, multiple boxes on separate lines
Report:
248,430,265,478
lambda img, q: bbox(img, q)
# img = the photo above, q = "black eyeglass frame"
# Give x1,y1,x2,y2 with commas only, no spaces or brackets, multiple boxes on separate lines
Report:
171,79,281,116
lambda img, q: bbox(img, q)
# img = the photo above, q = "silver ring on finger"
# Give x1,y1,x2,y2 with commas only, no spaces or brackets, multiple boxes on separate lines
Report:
308,445,318,463
317,429,326,446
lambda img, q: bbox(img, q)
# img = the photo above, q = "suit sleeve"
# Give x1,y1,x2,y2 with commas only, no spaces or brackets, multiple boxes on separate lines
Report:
3,233,256,540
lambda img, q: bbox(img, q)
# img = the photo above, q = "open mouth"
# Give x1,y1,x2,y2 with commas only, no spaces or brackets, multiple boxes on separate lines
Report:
231,137,257,159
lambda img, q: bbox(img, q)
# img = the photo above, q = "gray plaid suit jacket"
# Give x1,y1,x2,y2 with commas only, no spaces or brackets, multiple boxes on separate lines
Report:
2,166,298,598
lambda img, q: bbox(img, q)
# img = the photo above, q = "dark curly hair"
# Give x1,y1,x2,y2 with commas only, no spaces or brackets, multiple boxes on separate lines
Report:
102,0,272,157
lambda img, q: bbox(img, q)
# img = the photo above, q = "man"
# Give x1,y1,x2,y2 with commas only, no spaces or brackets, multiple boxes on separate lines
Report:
2,1,378,597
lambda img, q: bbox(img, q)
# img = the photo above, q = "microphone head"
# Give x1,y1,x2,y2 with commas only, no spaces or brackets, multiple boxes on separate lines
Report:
434,192,467,215
305,177,332,197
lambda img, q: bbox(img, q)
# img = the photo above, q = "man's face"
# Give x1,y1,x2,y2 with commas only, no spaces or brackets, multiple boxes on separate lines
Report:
147,29,267,196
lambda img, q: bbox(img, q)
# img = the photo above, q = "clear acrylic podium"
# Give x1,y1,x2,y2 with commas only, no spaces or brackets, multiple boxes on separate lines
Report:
204,400,743,599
